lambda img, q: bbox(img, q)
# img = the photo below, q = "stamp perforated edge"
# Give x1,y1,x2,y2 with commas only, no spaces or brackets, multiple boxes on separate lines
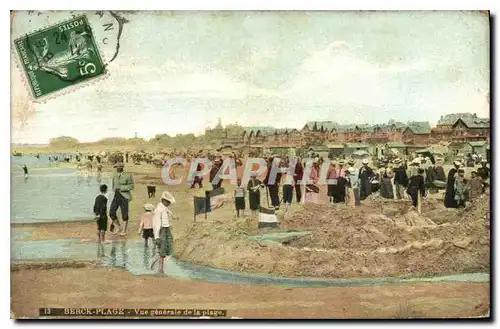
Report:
11,12,110,103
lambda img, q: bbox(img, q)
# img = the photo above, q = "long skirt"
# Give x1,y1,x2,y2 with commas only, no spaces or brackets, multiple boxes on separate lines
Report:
379,178,394,199
249,193,260,210
157,227,173,257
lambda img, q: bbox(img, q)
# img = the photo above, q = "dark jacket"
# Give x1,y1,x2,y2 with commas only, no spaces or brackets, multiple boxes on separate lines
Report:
407,174,426,197
93,194,108,220
477,166,489,181
393,167,408,187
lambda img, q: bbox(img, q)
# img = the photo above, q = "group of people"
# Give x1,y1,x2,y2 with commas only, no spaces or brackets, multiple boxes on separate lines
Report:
92,162,178,274
444,159,490,208
212,153,490,214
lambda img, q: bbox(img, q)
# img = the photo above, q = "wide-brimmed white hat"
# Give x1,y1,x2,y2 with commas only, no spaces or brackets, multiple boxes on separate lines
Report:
393,158,402,164
143,203,155,211
362,159,369,164
453,160,461,166
412,158,421,164
481,159,488,163
161,191,176,204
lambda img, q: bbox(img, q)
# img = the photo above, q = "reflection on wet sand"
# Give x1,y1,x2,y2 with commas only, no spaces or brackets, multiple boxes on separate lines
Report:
12,237,489,288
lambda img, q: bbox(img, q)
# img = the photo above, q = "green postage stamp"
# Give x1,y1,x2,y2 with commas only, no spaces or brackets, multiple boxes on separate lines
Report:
14,15,105,99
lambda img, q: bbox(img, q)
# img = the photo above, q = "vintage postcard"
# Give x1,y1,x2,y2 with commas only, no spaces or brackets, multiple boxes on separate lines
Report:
10,10,490,319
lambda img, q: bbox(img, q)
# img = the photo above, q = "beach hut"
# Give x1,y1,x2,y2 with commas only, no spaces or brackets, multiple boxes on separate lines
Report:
384,142,407,156
344,142,370,156
326,143,344,158
306,145,330,159
468,141,488,158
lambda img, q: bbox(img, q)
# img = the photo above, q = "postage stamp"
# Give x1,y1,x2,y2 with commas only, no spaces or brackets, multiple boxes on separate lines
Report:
13,15,105,99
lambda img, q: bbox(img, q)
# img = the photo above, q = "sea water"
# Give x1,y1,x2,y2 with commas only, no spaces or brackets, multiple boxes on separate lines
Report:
11,155,111,224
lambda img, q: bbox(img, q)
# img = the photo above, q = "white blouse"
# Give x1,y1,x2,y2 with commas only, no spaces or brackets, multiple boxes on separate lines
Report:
153,202,174,239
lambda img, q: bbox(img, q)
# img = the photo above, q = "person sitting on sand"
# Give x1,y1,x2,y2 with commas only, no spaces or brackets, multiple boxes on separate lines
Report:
138,204,155,247
152,191,177,274
93,184,109,243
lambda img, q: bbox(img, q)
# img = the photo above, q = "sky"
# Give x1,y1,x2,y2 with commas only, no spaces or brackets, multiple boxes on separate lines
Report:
11,11,490,144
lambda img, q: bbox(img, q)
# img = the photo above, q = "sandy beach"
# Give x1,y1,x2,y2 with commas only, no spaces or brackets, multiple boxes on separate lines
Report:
11,161,490,318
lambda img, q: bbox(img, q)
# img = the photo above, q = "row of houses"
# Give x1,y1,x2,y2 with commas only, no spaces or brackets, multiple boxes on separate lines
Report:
220,113,489,149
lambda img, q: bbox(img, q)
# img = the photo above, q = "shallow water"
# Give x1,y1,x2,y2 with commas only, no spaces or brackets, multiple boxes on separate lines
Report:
11,237,489,287
11,157,111,224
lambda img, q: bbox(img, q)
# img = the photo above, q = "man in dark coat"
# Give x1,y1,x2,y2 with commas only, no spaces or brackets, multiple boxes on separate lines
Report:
477,159,489,181
392,159,408,199
407,168,426,208
477,159,489,193
359,159,375,200
444,161,460,208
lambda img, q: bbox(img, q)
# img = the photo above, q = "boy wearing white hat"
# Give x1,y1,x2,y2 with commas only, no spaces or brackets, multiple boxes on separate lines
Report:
152,191,177,274
138,204,155,247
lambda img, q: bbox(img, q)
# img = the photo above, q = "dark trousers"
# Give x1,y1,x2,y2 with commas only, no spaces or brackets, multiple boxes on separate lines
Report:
283,185,293,204
409,187,421,207
295,184,302,203
110,192,129,222
268,185,280,208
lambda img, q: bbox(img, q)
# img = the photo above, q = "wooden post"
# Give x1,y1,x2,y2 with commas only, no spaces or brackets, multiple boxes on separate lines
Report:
193,197,196,222
417,191,422,214
205,190,210,221
350,188,355,208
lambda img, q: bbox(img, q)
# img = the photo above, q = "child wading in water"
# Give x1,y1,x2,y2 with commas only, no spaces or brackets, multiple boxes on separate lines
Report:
138,204,155,247
93,184,108,243
152,191,177,274
234,178,246,217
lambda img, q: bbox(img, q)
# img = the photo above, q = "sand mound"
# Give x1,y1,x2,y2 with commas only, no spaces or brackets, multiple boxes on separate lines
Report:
178,195,490,279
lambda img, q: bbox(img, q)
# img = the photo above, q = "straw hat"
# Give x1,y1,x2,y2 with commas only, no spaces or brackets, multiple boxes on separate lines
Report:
347,160,355,165
453,160,462,166
393,158,401,164
362,159,369,164
338,160,345,165
161,191,176,204
143,203,155,211
114,162,124,168
481,159,488,163
412,158,421,164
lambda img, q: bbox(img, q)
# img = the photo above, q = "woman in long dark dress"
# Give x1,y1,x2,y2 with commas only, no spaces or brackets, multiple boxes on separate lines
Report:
359,159,375,200
444,161,460,208
247,174,264,215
